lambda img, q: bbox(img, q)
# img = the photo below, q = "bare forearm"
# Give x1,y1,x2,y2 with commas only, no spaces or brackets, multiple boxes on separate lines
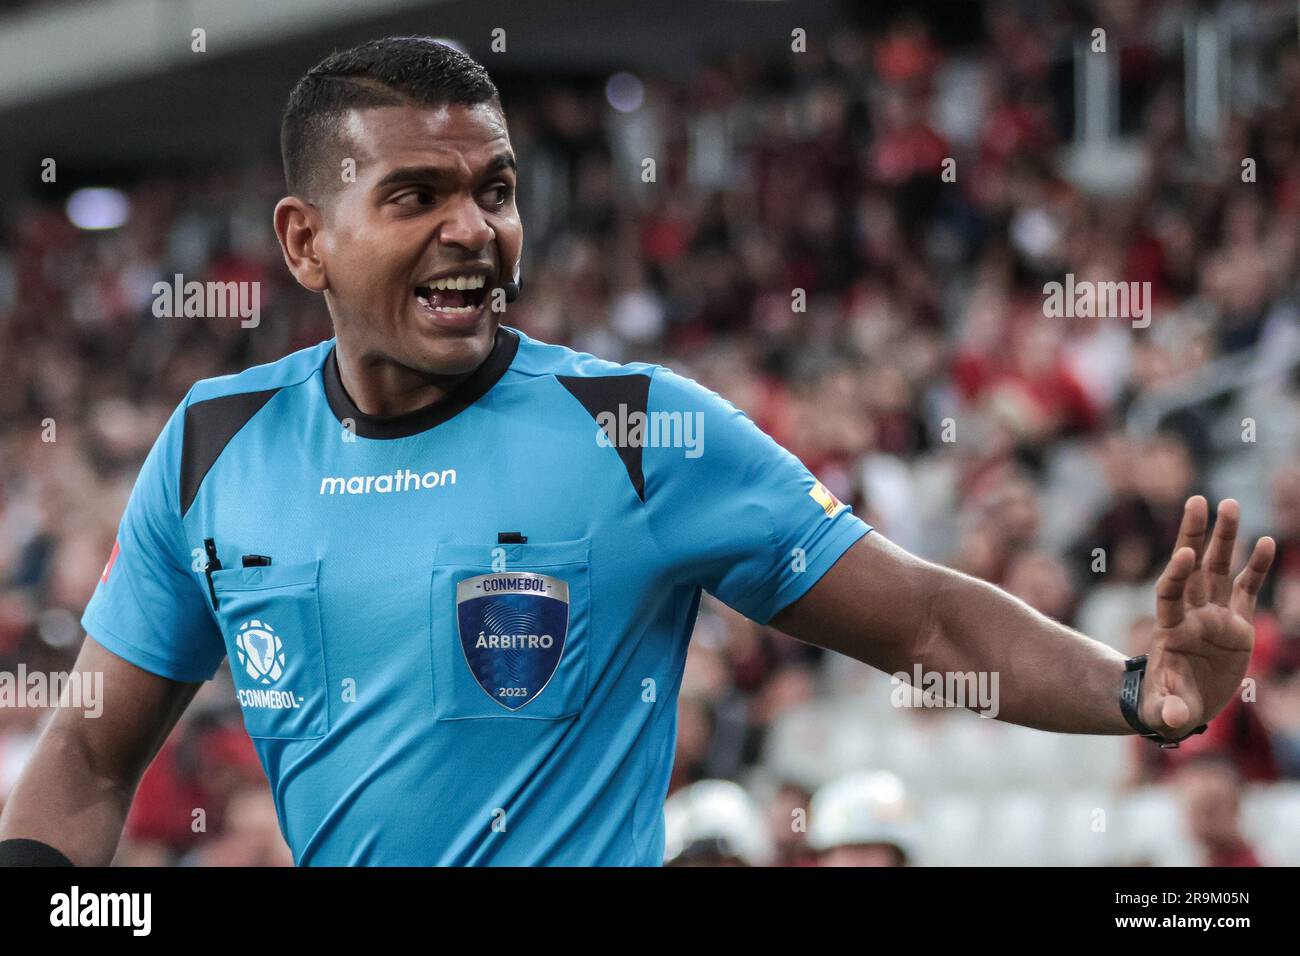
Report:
0,723,134,866
0,637,203,866
917,566,1130,734
780,506,1273,740
775,535,1134,735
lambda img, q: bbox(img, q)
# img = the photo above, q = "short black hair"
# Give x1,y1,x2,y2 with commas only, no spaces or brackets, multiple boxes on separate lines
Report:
280,36,501,203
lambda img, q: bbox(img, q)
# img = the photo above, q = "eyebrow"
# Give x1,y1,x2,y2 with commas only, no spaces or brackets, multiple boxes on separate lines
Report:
373,153,516,190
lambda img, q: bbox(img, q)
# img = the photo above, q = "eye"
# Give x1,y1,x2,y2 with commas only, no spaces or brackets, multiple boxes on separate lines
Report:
480,183,512,208
392,188,436,208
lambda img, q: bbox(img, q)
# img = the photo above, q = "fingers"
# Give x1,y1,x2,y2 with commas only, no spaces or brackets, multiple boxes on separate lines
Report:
1159,694,1192,734
1155,546,1197,629
1230,535,1276,621
1172,495,1209,555
1202,499,1240,606
1172,496,1209,606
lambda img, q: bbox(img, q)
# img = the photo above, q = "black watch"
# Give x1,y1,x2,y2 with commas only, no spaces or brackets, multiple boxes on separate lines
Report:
1120,655,1208,749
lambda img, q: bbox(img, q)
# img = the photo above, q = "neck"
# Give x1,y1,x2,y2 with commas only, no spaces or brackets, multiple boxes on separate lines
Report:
321,327,519,440
333,344,479,418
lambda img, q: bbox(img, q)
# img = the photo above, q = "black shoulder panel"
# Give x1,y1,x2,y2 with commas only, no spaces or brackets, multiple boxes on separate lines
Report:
180,389,282,516
557,373,651,502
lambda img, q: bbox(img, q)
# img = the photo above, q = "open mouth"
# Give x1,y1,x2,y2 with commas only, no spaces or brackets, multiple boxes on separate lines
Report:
413,274,489,315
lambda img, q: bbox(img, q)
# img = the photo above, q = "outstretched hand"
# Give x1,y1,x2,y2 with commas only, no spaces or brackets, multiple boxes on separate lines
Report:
1143,496,1275,737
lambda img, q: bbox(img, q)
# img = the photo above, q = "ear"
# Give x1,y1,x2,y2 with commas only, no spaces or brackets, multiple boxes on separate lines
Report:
273,196,328,293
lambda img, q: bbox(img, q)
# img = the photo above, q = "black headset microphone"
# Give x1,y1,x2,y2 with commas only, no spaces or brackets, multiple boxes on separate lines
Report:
493,226,523,304
501,262,523,303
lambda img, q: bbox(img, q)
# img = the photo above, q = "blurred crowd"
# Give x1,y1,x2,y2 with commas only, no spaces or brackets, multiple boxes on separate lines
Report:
2,2,1300,864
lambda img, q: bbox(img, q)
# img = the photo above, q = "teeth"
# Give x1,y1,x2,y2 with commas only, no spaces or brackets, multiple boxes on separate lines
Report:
414,295,480,315
423,274,486,291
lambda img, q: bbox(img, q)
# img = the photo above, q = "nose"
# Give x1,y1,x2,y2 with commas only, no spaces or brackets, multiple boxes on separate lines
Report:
438,194,494,254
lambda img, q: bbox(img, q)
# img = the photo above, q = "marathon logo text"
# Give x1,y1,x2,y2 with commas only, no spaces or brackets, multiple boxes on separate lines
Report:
320,468,457,495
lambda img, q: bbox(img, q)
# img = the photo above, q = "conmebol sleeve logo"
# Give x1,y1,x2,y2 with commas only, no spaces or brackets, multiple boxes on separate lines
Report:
100,540,121,584
809,481,846,518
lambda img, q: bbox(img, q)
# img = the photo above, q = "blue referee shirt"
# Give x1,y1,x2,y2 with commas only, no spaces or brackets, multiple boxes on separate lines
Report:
82,325,871,865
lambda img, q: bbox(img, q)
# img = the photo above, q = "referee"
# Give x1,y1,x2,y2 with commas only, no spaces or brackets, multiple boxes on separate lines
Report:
0,37,1276,866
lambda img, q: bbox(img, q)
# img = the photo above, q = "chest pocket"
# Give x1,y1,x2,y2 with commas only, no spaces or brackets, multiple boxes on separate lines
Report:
430,539,591,720
211,561,330,740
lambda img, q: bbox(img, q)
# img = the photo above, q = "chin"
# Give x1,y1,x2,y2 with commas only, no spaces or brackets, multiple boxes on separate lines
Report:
409,322,496,376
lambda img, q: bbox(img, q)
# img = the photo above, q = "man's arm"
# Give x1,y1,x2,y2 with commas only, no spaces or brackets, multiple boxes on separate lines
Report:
771,496,1274,738
0,636,200,865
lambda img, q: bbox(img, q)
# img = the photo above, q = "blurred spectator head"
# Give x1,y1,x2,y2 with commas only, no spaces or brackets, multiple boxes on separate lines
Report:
191,785,293,867
663,779,773,866
809,770,916,867
1174,754,1260,866
765,780,814,866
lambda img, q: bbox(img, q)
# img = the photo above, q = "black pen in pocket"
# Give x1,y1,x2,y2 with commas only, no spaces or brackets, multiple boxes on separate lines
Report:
203,538,222,611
